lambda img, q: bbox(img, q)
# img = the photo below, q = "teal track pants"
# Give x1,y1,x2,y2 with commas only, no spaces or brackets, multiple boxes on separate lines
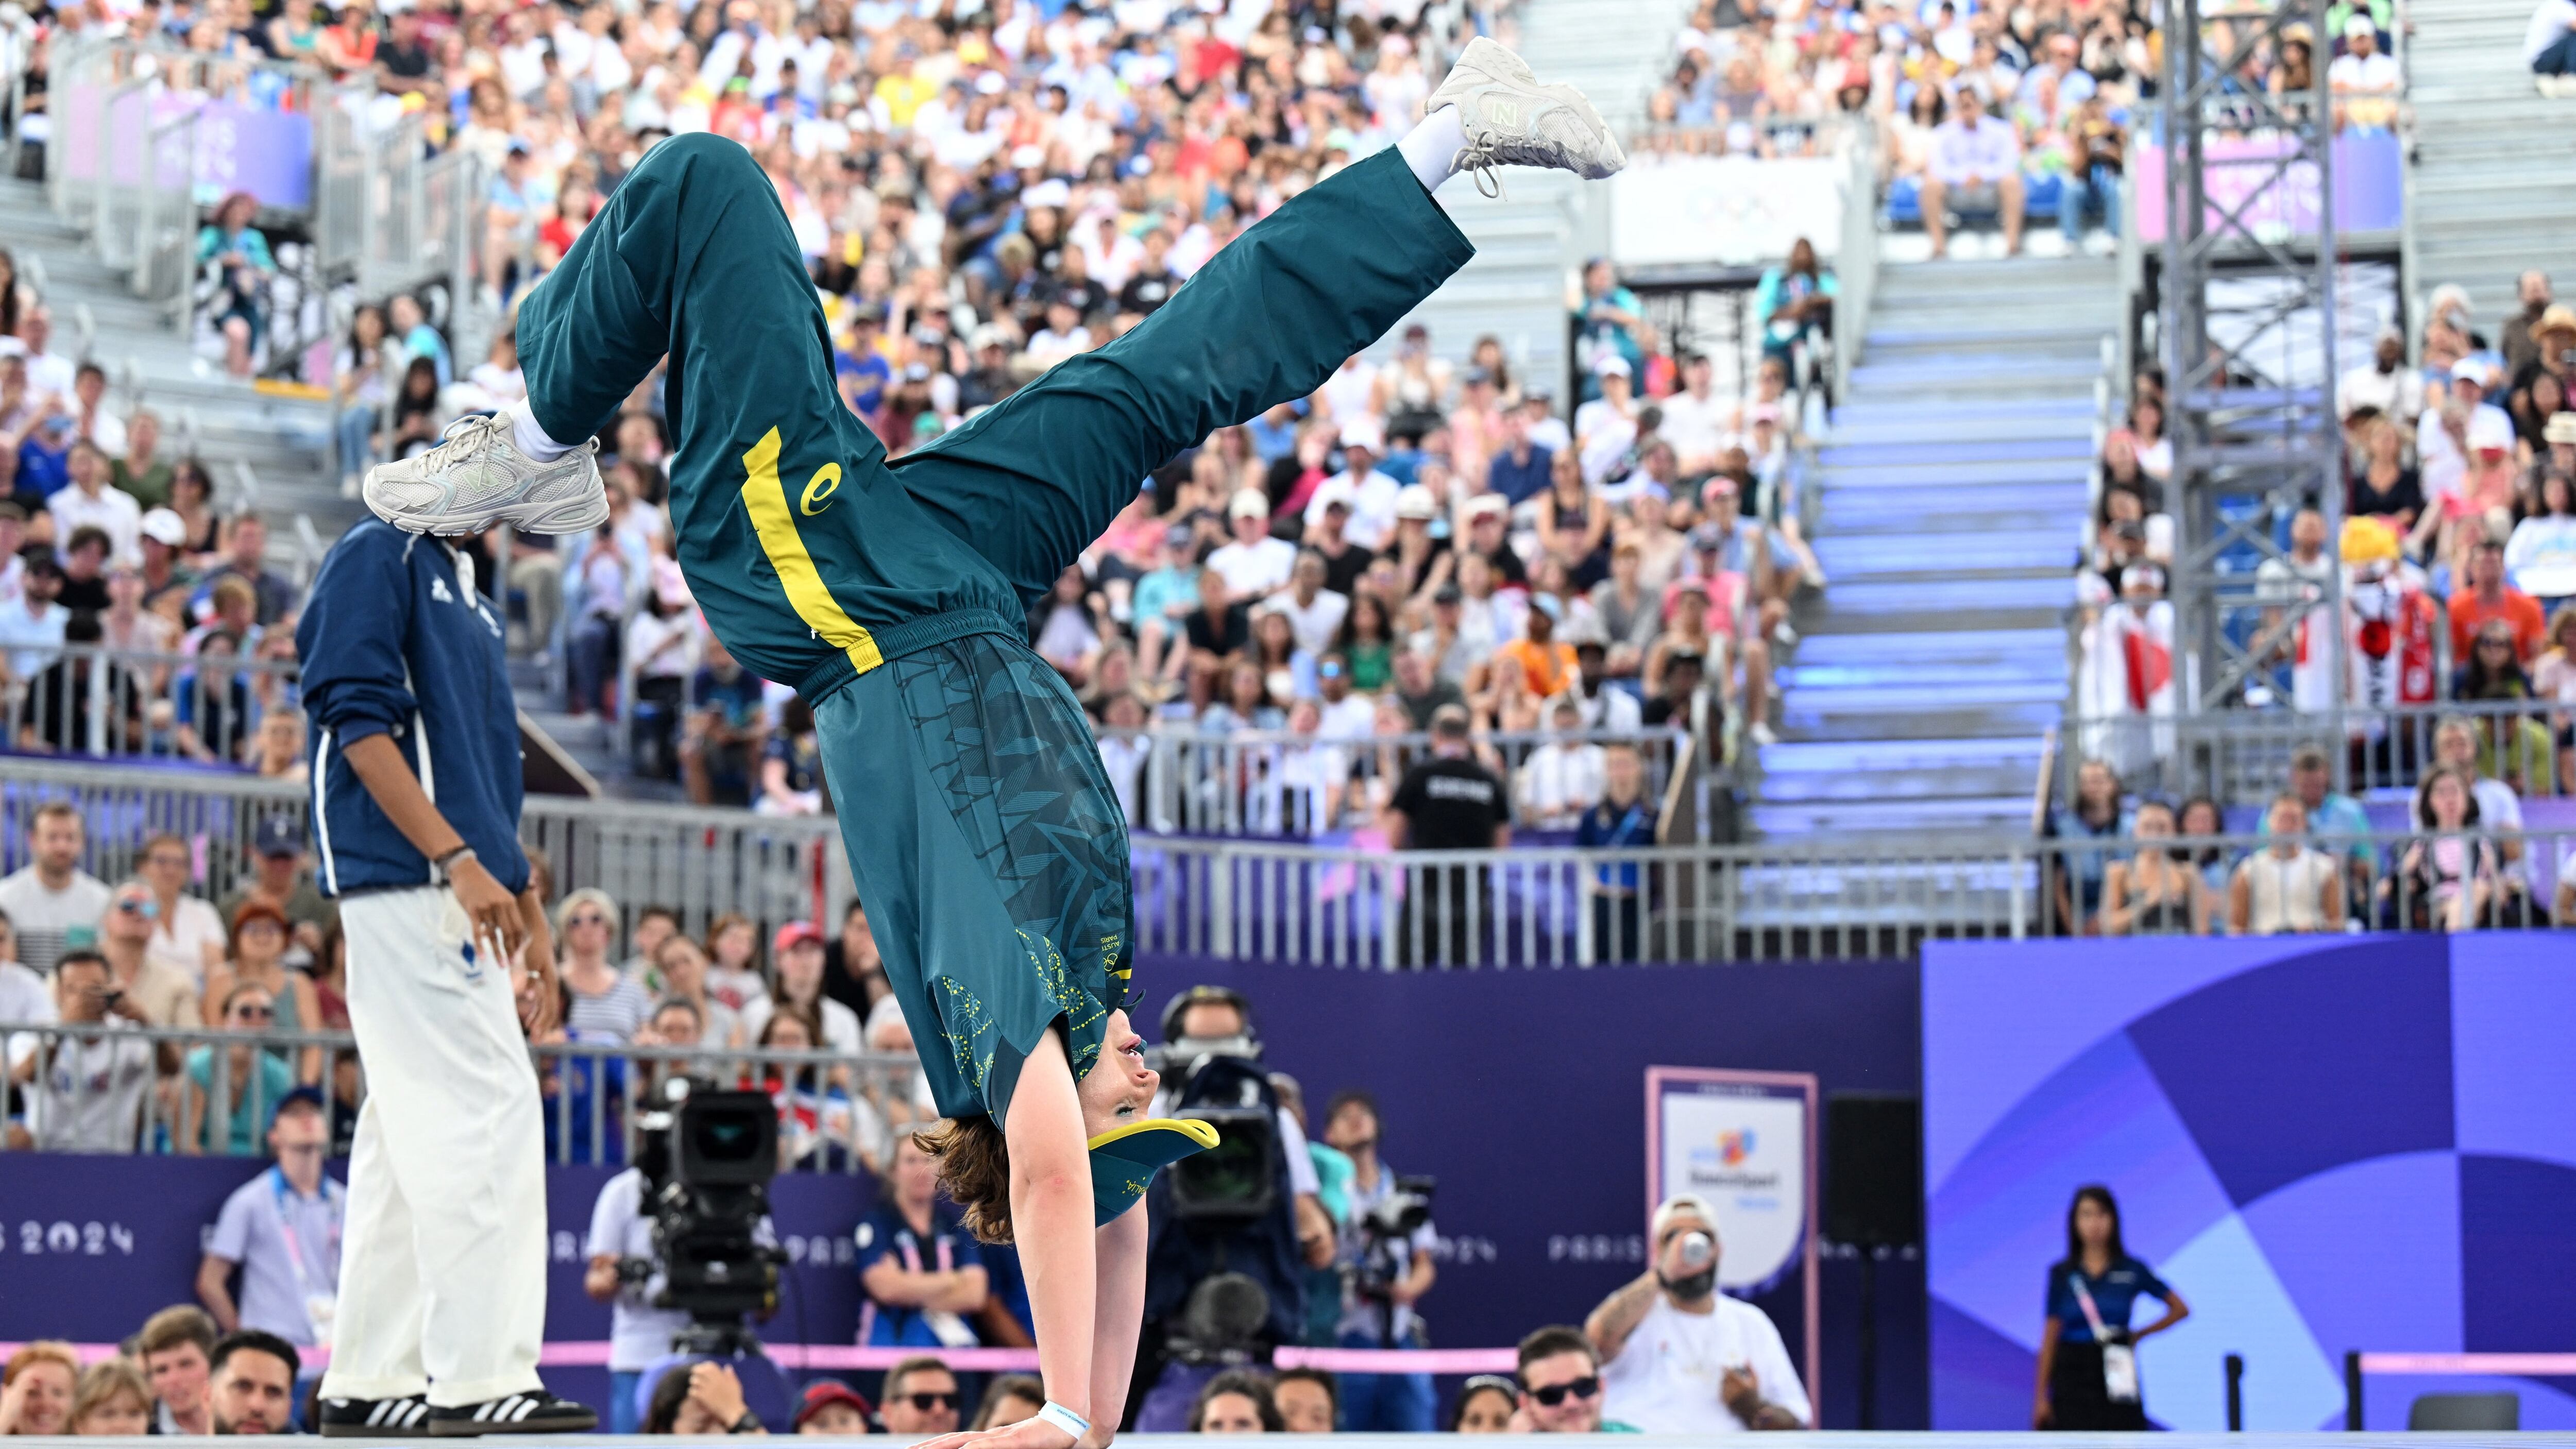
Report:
516,135,1476,1122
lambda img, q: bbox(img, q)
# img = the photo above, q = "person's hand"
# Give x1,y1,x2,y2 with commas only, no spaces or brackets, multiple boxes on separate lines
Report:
687,1363,750,1427
2032,1390,2054,1429
448,855,526,966
0,1366,33,1435
1655,1228,1699,1283
101,986,148,1024
1721,1367,1762,1420
520,941,562,1038
908,1417,1078,1449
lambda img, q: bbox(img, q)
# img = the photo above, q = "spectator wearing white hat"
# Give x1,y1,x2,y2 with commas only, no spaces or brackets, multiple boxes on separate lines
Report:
1208,488,1298,596
136,507,198,616
2417,359,2514,536
1586,1195,1810,1433
1303,419,1401,550
2327,14,2400,129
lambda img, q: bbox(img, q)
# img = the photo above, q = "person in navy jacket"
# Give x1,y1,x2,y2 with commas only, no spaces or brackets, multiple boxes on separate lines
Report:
294,520,594,1437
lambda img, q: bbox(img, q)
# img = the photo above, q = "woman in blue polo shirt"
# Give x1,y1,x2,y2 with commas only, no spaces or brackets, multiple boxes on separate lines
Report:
856,1132,989,1347
2033,1185,2189,1430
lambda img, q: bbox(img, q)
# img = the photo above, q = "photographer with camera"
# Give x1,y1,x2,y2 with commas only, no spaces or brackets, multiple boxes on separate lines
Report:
1584,1194,1808,1433
585,1078,784,1435
1320,1089,1438,1433
1132,987,1327,1429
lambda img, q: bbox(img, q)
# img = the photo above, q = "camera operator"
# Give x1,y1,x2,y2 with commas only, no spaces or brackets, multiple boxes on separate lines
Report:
1151,987,1334,1271
1321,1088,1438,1433
586,1163,699,1436
1134,986,1324,1429
584,1083,779,1435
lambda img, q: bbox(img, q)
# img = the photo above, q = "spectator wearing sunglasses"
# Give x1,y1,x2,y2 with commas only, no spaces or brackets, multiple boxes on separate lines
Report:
876,1356,960,1437
1516,1324,1638,1433
179,982,297,1156
1585,1194,1810,1432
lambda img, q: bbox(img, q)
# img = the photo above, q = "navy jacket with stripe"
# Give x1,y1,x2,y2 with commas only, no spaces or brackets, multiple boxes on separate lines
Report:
296,521,531,898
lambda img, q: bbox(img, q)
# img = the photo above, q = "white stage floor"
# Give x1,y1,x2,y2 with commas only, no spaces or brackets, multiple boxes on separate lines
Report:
22,1436,2576,1446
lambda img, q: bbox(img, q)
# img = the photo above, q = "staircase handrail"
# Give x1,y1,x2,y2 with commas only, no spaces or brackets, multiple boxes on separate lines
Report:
1831,114,1880,407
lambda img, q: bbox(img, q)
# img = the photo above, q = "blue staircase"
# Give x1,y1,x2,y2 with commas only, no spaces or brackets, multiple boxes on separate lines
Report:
1754,257,2114,839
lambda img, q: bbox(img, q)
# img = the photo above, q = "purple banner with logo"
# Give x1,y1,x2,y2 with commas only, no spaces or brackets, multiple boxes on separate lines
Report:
56,85,314,211
2132,132,2404,243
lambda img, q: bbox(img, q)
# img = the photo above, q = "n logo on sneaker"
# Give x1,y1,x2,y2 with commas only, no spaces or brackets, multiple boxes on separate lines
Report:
1485,98,1520,127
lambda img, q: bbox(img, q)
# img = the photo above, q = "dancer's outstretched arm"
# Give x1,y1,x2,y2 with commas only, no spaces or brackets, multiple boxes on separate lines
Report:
1085,1204,1151,1445
915,1021,1159,1449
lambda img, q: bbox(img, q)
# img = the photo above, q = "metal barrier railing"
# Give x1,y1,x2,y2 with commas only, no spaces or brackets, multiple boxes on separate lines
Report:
5,644,303,763
4,755,2564,968
1123,725,1686,836
2062,697,2568,804
0,1022,926,1172
1128,824,2571,966
0,754,849,951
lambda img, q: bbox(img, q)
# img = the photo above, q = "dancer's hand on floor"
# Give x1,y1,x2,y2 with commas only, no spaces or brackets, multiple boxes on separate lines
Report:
907,1418,1078,1449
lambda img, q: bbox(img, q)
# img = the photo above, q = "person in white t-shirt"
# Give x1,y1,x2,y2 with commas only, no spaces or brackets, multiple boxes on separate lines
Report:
1263,550,1350,657
1658,353,1731,476
0,802,112,977
583,1167,698,1435
1208,489,1298,597
1302,421,1403,551
0,911,58,1083
1587,1194,1811,1433
138,832,230,986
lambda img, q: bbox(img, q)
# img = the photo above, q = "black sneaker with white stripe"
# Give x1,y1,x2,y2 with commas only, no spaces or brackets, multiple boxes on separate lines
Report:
429,1391,599,1437
318,1394,434,1438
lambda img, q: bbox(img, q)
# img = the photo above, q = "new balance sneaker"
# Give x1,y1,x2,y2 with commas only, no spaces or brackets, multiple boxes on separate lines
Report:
318,1394,434,1438
362,413,608,537
428,1390,599,1437
1427,37,1628,195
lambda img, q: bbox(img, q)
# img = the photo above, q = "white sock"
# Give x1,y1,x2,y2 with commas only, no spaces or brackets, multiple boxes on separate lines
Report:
1397,107,1471,193
507,396,578,462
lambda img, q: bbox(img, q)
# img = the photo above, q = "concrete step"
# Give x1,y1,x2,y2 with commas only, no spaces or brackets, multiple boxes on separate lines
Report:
1758,760,2046,803
1810,529,2072,577
1758,733,2049,775
1747,794,2042,838
1789,625,2065,668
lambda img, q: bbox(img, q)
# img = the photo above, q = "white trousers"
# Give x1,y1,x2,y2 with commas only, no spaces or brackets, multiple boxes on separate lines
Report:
321,885,548,1407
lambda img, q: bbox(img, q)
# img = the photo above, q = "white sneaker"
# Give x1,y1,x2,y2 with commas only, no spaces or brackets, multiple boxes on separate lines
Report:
1428,37,1628,196
362,414,608,537
1748,720,1780,747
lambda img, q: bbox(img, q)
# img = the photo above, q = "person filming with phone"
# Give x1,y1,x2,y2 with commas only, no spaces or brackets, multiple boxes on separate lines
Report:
2032,1184,2189,1430
1584,1194,1810,1432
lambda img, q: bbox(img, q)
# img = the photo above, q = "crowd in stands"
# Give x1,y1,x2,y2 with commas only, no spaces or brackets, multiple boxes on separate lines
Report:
0,257,310,763
6,0,1827,822
1629,0,2399,258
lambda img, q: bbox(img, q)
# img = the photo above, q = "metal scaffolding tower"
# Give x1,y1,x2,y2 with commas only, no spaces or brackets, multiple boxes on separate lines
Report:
2159,0,2345,712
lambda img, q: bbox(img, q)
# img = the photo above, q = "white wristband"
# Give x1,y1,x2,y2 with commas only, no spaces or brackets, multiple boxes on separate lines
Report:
1036,1401,1090,1441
